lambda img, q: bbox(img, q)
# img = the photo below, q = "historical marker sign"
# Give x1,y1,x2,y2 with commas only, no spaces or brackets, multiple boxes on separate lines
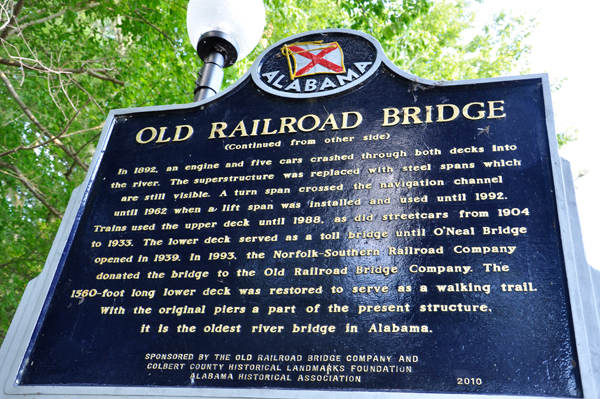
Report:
1,29,599,399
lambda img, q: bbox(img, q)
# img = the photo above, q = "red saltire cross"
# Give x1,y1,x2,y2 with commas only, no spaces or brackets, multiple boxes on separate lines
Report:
287,43,344,77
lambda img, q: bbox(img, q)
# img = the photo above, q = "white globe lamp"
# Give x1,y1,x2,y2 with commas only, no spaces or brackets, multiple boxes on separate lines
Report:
186,0,266,101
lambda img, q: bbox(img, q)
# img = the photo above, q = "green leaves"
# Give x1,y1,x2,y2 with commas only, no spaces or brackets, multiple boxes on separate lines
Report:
396,1,534,81
0,0,194,341
0,0,534,344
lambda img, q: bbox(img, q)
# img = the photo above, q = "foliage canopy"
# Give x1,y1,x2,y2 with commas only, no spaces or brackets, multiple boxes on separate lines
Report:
0,0,534,343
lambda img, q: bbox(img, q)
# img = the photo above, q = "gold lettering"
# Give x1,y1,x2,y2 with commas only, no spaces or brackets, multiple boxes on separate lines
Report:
173,125,194,141
136,127,157,144
382,108,400,127
156,127,171,143
261,119,277,135
250,119,260,136
425,105,433,123
436,104,460,123
279,117,297,133
209,122,227,139
318,114,339,131
488,100,506,119
229,121,249,137
341,111,362,129
297,114,320,132
402,107,423,125
463,102,486,120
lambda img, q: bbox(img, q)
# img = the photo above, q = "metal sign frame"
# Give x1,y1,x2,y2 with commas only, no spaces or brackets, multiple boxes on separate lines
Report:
1,29,598,399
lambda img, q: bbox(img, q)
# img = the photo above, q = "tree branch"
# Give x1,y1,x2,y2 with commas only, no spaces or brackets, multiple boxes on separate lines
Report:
0,69,89,171
4,2,100,38
73,130,102,158
84,69,125,86
0,124,103,158
6,8,68,38
0,0,25,39
0,58,125,86
64,129,101,180
10,8,69,35
0,253,44,278
69,76,106,115
0,160,63,219
0,98,91,159
130,9,176,48
61,123,104,139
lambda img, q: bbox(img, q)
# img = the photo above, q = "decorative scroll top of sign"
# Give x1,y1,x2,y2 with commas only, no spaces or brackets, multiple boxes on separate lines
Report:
281,41,346,80
253,29,381,98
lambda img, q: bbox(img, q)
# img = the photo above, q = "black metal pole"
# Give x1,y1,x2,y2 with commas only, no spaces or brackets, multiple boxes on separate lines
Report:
192,31,239,102
194,51,225,101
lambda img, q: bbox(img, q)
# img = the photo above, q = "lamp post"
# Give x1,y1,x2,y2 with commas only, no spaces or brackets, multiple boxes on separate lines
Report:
187,0,266,102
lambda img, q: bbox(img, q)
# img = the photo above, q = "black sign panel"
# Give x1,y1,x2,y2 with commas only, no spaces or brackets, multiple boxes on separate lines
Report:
17,30,581,397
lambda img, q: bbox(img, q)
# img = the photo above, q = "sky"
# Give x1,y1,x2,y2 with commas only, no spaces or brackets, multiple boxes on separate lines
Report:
472,0,600,270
